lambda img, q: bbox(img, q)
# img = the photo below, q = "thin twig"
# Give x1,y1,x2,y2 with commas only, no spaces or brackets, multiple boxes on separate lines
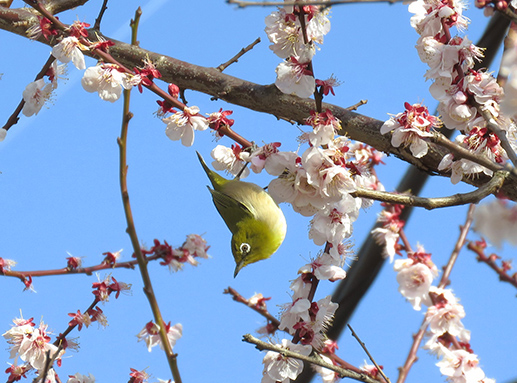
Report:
129,6,142,47
347,324,391,383
439,204,476,288
216,37,261,72
351,171,508,209
346,100,367,111
93,0,108,30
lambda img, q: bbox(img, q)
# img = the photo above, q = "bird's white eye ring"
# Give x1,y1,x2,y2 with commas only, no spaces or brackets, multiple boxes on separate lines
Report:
240,243,251,255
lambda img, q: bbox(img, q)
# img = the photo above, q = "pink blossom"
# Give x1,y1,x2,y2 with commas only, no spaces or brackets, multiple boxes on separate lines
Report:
210,144,250,178
0,257,16,272
163,106,208,147
305,109,342,147
436,349,486,383
249,142,282,174
308,196,361,246
394,247,438,310
298,253,347,281
381,102,440,158
66,373,95,383
279,297,311,334
81,64,130,102
262,339,312,382
302,146,357,202
129,368,149,383
275,57,315,98
52,36,86,70
182,234,210,259
22,79,53,116
136,321,182,352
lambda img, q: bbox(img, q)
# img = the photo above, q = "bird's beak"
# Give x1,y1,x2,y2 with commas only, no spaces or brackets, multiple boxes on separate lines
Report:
234,261,245,278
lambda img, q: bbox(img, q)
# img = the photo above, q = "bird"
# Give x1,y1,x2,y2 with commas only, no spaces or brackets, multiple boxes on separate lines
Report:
197,151,287,277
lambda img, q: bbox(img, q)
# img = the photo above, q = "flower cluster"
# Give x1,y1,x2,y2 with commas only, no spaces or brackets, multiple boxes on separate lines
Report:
3,315,63,379
425,288,491,383
374,227,493,383
407,0,516,183
142,234,210,272
265,2,331,97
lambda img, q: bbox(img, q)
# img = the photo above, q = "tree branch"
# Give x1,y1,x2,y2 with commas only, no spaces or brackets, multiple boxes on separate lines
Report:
242,334,382,383
352,170,508,209
1,7,517,201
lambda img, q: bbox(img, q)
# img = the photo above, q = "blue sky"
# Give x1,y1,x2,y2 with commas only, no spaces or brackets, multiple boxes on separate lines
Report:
0,1,516,383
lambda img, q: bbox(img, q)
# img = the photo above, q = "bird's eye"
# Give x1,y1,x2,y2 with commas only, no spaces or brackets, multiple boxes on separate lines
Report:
240,243,251,255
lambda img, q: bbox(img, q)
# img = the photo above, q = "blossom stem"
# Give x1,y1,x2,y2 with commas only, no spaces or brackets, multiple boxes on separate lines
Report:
296,4,322,112
439,204,475,288
398,229,412,254
224,286,280,327
56,298,100,343
467,242,517,290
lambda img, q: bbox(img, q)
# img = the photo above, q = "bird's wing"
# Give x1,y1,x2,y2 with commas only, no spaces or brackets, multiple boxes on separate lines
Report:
209,187,254,234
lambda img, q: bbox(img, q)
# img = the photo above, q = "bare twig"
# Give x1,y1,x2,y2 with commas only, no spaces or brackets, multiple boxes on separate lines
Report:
216,37,261,72
346,99,367,111
352,171,508,209
93,0,108,30
439,204,476,288
347,325,390,383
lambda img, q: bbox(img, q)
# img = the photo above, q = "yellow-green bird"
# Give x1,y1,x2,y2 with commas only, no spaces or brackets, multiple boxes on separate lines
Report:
197,152,287,277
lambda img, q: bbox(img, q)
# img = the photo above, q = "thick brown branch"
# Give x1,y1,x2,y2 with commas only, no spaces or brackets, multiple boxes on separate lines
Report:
1,7,517,200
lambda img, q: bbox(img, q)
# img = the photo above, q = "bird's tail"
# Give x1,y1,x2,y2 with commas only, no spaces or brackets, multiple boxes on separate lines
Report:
196,151,227,190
